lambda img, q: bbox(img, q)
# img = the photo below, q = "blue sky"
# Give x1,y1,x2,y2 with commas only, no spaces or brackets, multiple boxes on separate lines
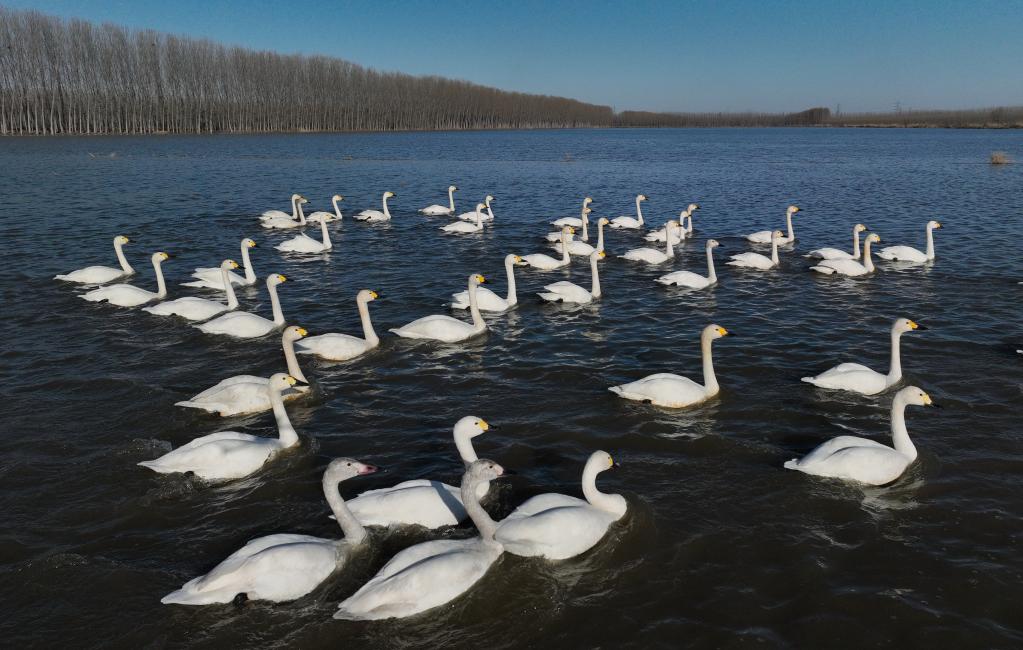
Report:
8,0,1023,113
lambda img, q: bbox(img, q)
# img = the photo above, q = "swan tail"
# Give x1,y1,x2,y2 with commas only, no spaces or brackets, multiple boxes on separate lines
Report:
608,386,626,397
783,459,801,470
809,265,835,275
161,582,235,605
137,459,171,473
800,377,818,385
53,274,72,281
174,400,220,414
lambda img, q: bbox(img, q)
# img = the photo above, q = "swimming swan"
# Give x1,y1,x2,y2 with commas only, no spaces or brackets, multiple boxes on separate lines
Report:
355,191,395,222
748,205,800,244
495,451,626,559
539,250,605,304
457,195,495,222
183,238,258,289
143,260,240,321
727,230,784,270
807,224,868,260
196,273,287,338
139,374,305,481
262,196,308,229
260,193,303,221
877,220,942,263
297,290,381,361
276,216,333,253
609,325,730,407
801,318,925,395
656,239,720,289
334,459,508,620
646,204,698,243
620,220,678,263
784,386,937,485
609,194,647,229
442,203,486,233
160,458,378,605
551,196,594,228
421,185,457,216
307,194,344,224
524,227,573,270
391,274,488,342
80,252,169,307
810,233,880,276
451,255,527,312
55,235,134,284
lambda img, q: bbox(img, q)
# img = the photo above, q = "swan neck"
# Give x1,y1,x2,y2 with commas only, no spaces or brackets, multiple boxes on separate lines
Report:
485,198,494,221
358,297,379,346
153,259,167,298
701,330,719,396
283,335,308,383
114,240,133,273
863,238,875,272
240,244,256,282
453,431,479,465
560,230,570,262
581,214,589,241
382,194,390,219
635,197,644,225
925,225,935,260
270,383,299,447
325,475,367,544
504,258,518,304
686,213,694,235
785,212,794,240
887,328,903,384
290,195,299,220
320,218,331,248
706,244,717,283
890,395,917,460
332,196,343,219
222,265,239,309
461,474,498,540
852,229,861,258
770,237,780,265
468,280,485,330
581,464,619,513
296,199,306,225
596,221,605,251
590,255,601,298
268,279,285,324
665,223,674,257
447,187,455,212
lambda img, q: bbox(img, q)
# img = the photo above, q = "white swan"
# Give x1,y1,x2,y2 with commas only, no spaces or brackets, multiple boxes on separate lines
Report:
182,238,258,289
342,417,492,528
420,185,458,216
609,325,730,407
276,216,333,253
139,374,304,481
260,194,303,221
55,235,134,284
451,255,527,312
160,458,378,605
784,386,937,485
143,260,239,321
807,224,868,260
523,227,573,270
609,194,647,229
645,204,698,243
747,205,800,244
727,230,784,270
495,451,626,559
801,318,925,395
554,213,605,255
80,252,169,307
355,191,395,222
307,194,344,224
620,221,677,263
391,274,488,343
547,208,590,243
681,203,700,238
176,326,312,416
297,290,380,361
878,220,942,263
457,195,495,222
262,196,308,230
442,203,485,233
539,250,605,304
657,239,720,289
196,273,287,338
810,233,880,276
550,196,593,228
334,459,508,621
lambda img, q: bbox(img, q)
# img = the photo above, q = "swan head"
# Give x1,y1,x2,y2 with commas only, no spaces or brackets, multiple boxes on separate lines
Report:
928,220,942,230
866,233,881,244
771,230,785,241
269,373,299,391
332,194,344,201
357,289,379,302
475,203,487,212
454,416,490,442
706,239,720,249
244,238,257,248
705,324,730,340
637,194,648,202
564,226,576,235
153,252,170,263
299,197,309,204
325,457,380,482
854,224,868,233
449,185,458,192
598,217,609,226
584,197,593,204
268,273,286,287
899,385,937,409
222,259,239,270
283,325,308,342
469,274,486,286
486,195,494,202
590,250,606,262
587,450,619,475
508,254,528,266
115,235,130,245
290,193,302,200
384,191,395,198
788,205,801,214
463,459,508,486
894,318,926,334
689,203,701,212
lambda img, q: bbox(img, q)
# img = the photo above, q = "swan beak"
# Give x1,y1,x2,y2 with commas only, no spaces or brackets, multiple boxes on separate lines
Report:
717,327,730,336
285,376,297,386
248,241,257,247
908,321,926,331
478,419,490,431
296,327,308,336
935,222,943,229
369,291,380,299
358,464,380,475
277,275,287,282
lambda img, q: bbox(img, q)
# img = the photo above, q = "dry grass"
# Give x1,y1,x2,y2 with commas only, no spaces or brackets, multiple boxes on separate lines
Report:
990,151,1011,165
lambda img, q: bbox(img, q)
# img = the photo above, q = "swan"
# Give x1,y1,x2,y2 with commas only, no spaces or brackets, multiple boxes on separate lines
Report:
334,459,508,621
442,203,485,233
539,250,605,304
296,290,380,361
657,239,720,288
801,318,925,395
495,451,626,559
810,233,880,276
306,194,344,224
80,252,169,307
160,458,378,605
620,221,677,263
609,325,730,407
807,224,868,260
176,326,312,416
143,260,239,321
341,417,493,528
262,196,309,230
784,386,937,485
457,195,495,222
420,185,458,216
139,374,305,481
551,196,593,228
260,193,303,221
196,273,287,338
546,208,590,243
554,214,605,255
276,216,333,253
747,205,800,244
182,238,258,289
727,230,784,270
645,204,698,243
609,194,647,229
355,191,395,222
681,203,700,238
523,227,573,270
878,220,942,263
451,255,527,312
55,235,134,284
390,274,488,343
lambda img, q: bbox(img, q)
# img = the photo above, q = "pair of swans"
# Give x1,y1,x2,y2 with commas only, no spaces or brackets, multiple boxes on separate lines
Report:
420,185,457,216
183,238,258,289
196,273,287,338
645,203,699,243
177,326,311,416
802,318,925,395
297,290,381,361
810,233,880,276
144,260,240,321
457,195,495,222
877,220,942,263
524,227,573,270
621,220,679,264
392,274,487,342
261,194,308,229
554,216,608,256
609,194,647,229
55,235,134,284
747,205,800,244
657,239,720,289
451,255,527,312
785,386,937,485
80,252,169,307
307,194,344,223
539,250,605,304
355,192,395,222
727,230,784,270
140,373,305,480
808,224,868,260
276,216,333,253
609,324,730,407
442,203,488,233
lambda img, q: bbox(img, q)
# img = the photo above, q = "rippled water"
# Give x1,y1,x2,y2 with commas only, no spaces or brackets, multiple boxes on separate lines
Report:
2,129,1022,648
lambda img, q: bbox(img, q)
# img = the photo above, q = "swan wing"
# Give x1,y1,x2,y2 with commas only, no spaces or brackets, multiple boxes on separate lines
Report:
138,435,277,479
609,217,640,229
538,281,591,304
54,265,125,284
521,253,562,270
746,230,773,243
812,259,867,276
81,284,157,307
495,504,619,560
621,248,667,263
390,315,480,342
801,366,887,394
726,253,772,269
347,481,466,528
609,373,708,407
877,246,926,262
791,436,890,467
785,444,911,486
420,204,451,215
197,312,276,338
276,234,326,253
504,493,587,519
143,297,228,321
261,216,302,229
441,221,478,233
296,333,371,361
807,247,853,260
450,287,508,312
550,217,582,227
656,271,708,288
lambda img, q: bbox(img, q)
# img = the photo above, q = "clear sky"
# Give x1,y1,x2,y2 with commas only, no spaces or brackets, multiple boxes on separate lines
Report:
7,0,1023,113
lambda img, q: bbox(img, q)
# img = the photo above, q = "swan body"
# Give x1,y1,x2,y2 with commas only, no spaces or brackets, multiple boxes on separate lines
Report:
183,238,258,289
878,220,942,263
144,260,239,321
260,193,303,221
307,194,344,223
262,196,308,229
451,255,526,312
524,227,573,270
646,204,698,243
554,212,603,255
807,224,867,260
727,230,783,270
539,250,605,304
55,235,134,284
160,459,377,605
609,194,647,229
421,185,457,216
80,252,169,307
550,197,593,228
657,239,719,289
495,451,626,560
621,220,678,263
748,205,800,243
801,318,924,395
355,191,395,222
442,203,485,233
139,374,303,481
609,325,730,407
196,273,287,338
297,290,380,361
457,195,495,222
784,387,936,485
810,233,880,276
391,274,488,342
334,460,508,620
276,217,332,253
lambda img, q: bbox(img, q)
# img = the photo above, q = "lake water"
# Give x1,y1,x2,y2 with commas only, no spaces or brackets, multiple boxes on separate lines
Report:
2,128,1021,648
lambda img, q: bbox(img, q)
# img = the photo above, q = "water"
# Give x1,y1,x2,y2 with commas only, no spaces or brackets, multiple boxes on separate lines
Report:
2,128,1021,648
